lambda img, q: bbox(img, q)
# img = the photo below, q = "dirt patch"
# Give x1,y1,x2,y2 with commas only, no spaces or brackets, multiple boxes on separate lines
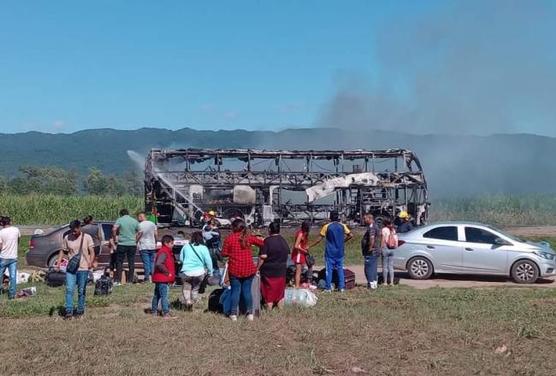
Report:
344,264,556,289
504,226,556,238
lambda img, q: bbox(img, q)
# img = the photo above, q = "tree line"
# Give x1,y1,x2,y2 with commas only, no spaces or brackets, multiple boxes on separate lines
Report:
0,166,143,196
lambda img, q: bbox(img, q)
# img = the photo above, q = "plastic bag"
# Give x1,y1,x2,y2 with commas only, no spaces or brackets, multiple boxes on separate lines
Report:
284,288,318,307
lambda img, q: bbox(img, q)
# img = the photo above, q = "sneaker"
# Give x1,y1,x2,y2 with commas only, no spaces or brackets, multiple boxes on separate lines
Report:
63,313,73,321
339,289,346,293
229,315,238,322
246,314,254,321
323,289,332,293
113,282,122,287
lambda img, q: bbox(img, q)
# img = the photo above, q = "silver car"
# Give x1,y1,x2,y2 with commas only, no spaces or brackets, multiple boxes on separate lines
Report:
394,222,556,283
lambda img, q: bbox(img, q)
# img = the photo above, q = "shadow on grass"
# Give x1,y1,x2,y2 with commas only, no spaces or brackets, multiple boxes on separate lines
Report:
48,305,65,317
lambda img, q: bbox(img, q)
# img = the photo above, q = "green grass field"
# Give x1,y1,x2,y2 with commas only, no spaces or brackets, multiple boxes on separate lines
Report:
3,230,556,374
0,194,142,225
3,193,556,226
1,282,555,375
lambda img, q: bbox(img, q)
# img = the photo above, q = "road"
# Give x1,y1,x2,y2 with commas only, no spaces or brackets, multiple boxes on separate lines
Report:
344,264,556,289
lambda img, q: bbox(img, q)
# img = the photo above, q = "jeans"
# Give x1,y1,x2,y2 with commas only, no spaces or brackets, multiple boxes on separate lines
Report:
382,249,395,284
180,273,205,304
230,275,254,315
364,255,379,286
0,258,17,299
65,270,89,314
140,249,156,281
208,247,222,279
152,283,170,315
325,256,345,290
115,245,137,283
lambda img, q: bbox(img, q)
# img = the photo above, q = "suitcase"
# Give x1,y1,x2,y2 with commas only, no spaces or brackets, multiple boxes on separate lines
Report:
45,269,66,287
317,268,356,289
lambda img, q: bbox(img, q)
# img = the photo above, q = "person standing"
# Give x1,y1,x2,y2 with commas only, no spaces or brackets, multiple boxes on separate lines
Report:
221,219,264,321
151,235,176,319
136,212,158,282
396,211,414,233
381,219,398,286
81,215,102,259
202,213,222,279
361,214,380,290
112,209,139,284
179,231,213,310
291,221,312,288
257,222,289,310
0,216,21,300
146,206,158,225
312,211,353,292
56,220,95,319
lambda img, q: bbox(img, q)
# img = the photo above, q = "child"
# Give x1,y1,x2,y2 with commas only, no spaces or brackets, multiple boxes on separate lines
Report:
151,235,176,319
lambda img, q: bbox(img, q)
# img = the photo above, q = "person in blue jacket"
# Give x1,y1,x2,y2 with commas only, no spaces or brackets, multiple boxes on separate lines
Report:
179,231,213,310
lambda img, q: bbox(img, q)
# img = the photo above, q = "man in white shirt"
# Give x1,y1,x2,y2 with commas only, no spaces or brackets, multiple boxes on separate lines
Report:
0,216,21,299
136,212,158,282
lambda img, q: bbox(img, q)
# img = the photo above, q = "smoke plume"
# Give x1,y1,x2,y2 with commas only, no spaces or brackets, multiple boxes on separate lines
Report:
318,0,556,136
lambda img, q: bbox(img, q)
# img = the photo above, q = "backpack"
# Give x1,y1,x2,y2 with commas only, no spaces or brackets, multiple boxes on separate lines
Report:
385,227,398,249
94,275,113,296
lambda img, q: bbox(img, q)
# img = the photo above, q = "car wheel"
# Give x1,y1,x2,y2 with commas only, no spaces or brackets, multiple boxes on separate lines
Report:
407,257,433,280
48,253,61,269
511,260,539,284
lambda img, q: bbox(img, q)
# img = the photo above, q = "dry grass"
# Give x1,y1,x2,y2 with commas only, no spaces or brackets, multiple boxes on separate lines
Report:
1,283,556,375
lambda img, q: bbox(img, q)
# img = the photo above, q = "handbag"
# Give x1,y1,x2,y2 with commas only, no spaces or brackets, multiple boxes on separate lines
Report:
66,234,85,275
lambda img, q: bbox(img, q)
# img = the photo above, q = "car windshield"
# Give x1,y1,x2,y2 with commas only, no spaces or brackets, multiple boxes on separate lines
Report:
486,225,523,243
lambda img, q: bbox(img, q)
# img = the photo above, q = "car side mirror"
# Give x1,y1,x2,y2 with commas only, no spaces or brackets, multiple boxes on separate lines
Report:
494,238,510,247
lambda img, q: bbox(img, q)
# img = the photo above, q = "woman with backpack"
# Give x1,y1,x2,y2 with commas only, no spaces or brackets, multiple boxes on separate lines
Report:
381,219,398,286
221,219,264,321
179,231,214,310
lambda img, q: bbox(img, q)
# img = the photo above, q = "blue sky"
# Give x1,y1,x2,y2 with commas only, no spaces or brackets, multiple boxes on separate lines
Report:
1,1,555,135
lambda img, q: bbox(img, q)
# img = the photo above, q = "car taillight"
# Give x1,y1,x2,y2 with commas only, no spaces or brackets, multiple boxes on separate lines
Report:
398,240,406,247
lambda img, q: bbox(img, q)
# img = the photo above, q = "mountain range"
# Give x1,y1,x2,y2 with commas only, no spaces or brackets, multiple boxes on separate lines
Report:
1,127,553,197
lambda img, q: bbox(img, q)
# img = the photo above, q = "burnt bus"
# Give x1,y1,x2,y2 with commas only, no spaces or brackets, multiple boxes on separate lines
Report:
144,148,429,228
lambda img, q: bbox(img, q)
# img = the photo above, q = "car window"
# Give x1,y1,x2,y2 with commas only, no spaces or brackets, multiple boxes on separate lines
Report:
101,224,112,240
465,227,499,244
423,226,458,241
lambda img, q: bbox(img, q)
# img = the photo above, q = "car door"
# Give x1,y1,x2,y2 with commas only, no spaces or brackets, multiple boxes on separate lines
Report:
461,226,508,274
421,226,463,272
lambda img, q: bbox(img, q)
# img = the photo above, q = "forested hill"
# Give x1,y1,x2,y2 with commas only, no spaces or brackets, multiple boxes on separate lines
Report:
1,127,554,197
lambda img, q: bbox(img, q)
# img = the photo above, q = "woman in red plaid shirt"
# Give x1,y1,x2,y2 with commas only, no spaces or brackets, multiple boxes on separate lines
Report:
221,219,264,321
